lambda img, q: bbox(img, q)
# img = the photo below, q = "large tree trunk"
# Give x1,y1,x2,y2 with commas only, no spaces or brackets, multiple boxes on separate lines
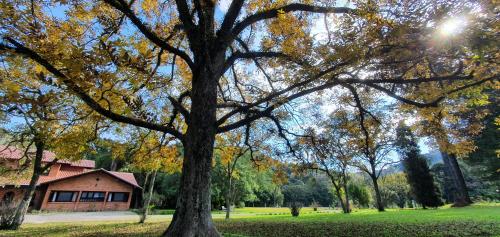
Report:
440,152,472,206
433,117,472,207
1,140,45,230
140,170,157,224
371,176,384,212
163,70,219,236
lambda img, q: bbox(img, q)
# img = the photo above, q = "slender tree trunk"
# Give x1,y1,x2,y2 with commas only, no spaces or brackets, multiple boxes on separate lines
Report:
224,194,231,220
335,188,347,213
140,170,157,224
110,159,118,171
2,140,45,230
342,176,351,213
371,176,384,212
225,175,232,220
331,181,347,213
163,70,219,236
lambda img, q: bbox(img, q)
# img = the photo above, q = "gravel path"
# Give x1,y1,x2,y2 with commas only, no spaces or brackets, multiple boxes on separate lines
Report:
23,212,245,223
24,211,172,223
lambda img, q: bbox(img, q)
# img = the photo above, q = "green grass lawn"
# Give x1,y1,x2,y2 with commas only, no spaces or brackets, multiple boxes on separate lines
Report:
1,204,499,237
150,207,334,216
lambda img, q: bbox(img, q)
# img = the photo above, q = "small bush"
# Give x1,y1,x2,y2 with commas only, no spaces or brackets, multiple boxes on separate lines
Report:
236,201,245,208
311,201,319,211
289,202,302,217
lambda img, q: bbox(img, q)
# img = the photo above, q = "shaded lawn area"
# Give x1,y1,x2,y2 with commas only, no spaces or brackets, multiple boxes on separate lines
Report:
1,205,499,237
150,207,334,216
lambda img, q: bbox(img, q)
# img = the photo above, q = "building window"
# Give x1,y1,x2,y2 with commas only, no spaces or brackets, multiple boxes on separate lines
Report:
48,191,78,202
79,192,106,202
107,192,129,202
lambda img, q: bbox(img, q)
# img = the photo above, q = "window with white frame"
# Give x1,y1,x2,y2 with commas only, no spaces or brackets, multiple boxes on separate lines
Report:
48,191,78,202
107,192,129,202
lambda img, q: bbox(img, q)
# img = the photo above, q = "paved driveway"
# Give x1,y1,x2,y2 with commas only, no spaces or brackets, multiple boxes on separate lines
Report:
24,211,172,223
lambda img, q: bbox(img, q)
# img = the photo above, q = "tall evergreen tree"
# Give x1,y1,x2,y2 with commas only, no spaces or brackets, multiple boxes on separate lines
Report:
396,123,443,208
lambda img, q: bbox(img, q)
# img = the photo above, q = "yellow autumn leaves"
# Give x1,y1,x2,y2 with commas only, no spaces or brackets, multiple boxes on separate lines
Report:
130,135,182,174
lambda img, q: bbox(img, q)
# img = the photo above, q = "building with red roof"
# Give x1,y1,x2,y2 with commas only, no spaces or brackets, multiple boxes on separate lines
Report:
0,146,141,212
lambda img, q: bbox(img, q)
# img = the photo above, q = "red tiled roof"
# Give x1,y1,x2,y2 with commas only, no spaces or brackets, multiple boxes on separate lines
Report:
0,145,55,161
37,169,141,188
0,145,94,168
108,171,140,187
0,145,23,160
17,171,84,186
42,158,95,169
1,146,139,189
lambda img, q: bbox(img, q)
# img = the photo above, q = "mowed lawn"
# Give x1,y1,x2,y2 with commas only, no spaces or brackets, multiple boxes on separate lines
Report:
1,204,499,237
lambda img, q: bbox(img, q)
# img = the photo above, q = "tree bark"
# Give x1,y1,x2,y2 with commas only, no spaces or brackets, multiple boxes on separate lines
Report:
433,117,472,207
224,194,231,220
342,176,351,213
225,175,232,220
163,70,220,236
440,152,472,206
371,176,384,212
331,180,347,213
335,188,347,213
110,159,118,171
2,139,45,230
140,170,157,224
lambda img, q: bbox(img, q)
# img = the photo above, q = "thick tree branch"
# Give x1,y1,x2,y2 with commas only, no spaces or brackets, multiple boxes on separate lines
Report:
343,83,381,124
218,0,245,38
344,84,371,156
168,95,190,123
232,4,354,37
217,77,343,133
102,0,195,69
217,63,487,133
2,37,184,140
216,62,348,127
174,0,196,36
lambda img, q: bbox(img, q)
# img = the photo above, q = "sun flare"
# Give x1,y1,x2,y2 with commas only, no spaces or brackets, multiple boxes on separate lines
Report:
439,17,467,36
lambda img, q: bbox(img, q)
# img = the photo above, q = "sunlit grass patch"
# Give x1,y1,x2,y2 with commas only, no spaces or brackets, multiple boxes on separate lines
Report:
0,204,499,237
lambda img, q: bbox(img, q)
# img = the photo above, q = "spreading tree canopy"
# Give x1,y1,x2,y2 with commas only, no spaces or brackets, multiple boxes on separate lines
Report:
1,0,497,235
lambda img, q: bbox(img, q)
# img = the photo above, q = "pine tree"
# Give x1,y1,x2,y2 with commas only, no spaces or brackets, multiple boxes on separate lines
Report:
396,124,443,208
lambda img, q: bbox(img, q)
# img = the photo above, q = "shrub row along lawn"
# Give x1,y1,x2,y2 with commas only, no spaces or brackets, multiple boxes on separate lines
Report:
1,205,499,237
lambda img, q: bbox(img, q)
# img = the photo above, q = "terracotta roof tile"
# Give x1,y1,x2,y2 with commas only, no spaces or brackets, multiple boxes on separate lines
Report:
1,146,139,189
37,169,141,188
0,145,55,161
0,145,94,168
108,171,140,187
